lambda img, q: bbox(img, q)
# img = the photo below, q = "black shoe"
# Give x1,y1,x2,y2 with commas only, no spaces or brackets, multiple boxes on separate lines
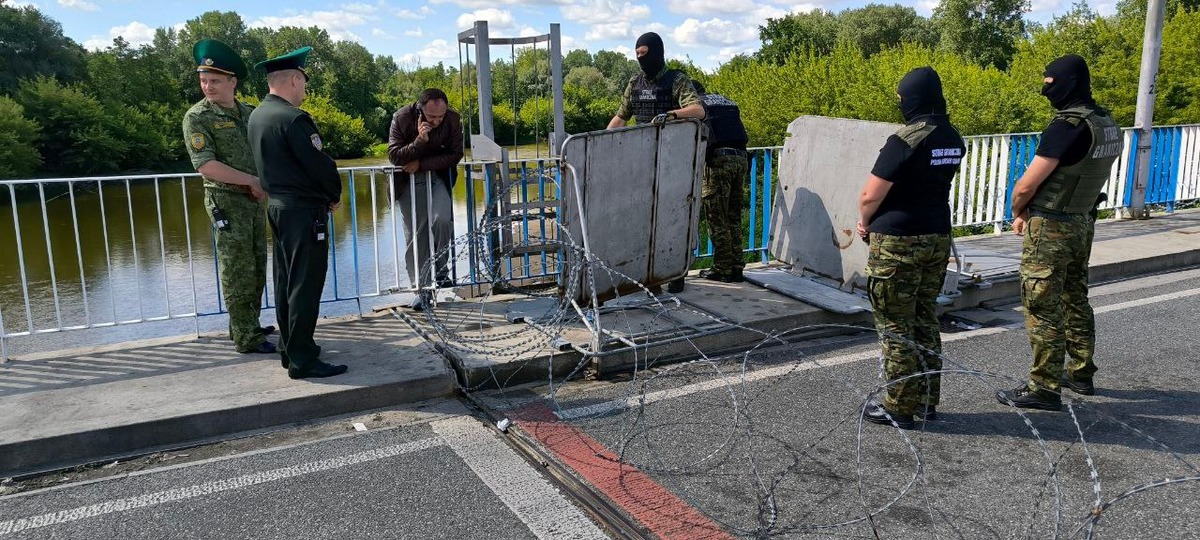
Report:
409,292,430,311
240,341,277,354
281,357,289,369
996,385,1062,411
436,277,455,289
1060,377,1095,396
288,361,348,380
666,277,685,293
258,325,276,336
916,404,937,421
862,403,915,429
698,269,744,283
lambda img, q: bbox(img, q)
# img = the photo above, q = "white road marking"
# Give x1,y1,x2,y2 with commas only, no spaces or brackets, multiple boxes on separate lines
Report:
1094,287,1200,314
555,325,1011,421
432,416,609,540
0,438,441,536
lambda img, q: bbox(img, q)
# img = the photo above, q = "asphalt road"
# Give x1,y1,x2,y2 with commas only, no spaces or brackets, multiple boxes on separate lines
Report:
3,268,1199,539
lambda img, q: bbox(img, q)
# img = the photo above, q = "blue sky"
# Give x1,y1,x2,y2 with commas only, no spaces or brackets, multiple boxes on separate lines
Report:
12,0,1113,71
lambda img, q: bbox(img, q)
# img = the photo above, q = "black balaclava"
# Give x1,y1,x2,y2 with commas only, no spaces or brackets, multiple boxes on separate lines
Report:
635,32,665,78
1042,54,1093,110
896,66,947,122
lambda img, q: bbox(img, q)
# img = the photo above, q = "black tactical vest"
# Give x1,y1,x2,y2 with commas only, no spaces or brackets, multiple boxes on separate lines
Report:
700,93,749,151
630,70,682,124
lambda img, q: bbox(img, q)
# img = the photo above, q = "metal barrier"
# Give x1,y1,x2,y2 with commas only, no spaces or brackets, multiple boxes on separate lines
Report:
5,124,1200,361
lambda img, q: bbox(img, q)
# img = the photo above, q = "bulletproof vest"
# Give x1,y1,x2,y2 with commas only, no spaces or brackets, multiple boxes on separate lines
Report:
700,93,749,150
630,70,682,124
1029,106,1122,214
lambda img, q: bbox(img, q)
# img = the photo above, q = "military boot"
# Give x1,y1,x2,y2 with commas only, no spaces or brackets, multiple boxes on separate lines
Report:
1060,377,1095,395
996,385,1062,411
862,402,915,429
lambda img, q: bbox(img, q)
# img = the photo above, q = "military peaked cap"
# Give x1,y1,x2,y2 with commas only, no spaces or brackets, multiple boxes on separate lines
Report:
193,39,247,80
256,46,312,80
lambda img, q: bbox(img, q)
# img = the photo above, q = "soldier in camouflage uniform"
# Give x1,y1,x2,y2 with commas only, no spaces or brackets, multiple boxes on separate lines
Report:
692,81,750,283
607,32,706,293
998,55,1121,411
182,39,275,354
858,67,965,430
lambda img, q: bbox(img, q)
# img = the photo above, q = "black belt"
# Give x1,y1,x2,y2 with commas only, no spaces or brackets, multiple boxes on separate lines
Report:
712,147,748,157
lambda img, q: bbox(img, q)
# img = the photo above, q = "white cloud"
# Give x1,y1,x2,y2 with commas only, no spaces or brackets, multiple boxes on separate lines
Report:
7,0,39,8
251,11,367,42
344,2,379,14
372,28,396,39
456,8,516,30
665,0,759,16
708,45,755,63
83,21,157,51
561,1,652,26
405,28,425,37
1029,0,1064,13
1094,1,1117,16
584,21,633,41
915,0,939,15
432,0,569,7
397,6,434,19
673,17,758,47
398,38,458,66
57,0,98,11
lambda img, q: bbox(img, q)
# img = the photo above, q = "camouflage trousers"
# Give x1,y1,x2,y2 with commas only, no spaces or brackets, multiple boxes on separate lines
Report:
1021,213,1097,391
866,233,951,415
702,153,748,274
205,189,268,352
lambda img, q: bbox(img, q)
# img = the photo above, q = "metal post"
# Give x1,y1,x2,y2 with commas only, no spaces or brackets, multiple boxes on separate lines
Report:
549,23,566,157
474,21,495,140
1130,0,1166,219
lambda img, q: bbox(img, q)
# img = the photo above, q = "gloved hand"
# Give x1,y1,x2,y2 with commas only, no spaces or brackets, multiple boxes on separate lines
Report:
650,112,676,125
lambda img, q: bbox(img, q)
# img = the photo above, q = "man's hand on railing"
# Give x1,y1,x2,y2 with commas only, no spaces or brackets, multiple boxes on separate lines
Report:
401,160,421,174
329,201,340,213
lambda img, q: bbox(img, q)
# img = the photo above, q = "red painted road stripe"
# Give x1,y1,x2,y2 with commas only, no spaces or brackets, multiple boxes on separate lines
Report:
513,404,736,540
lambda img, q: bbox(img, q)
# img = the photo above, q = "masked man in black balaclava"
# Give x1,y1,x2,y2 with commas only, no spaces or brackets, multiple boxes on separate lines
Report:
857,66,965,429
607,32,707,293
606,32,705,129
998,54,1122,411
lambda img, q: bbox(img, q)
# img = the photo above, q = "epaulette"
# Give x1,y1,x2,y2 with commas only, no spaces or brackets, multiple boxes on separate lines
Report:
895,121,936,149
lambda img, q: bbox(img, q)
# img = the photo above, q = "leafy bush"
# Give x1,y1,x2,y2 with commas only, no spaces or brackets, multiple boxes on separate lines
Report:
0,96,42,178
300,94,374,159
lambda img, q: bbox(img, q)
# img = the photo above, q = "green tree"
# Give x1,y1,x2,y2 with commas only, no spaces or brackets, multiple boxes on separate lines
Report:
563,49,593,72
756,10,840,64
838,4,939,56
259,26,337,98
298,94,374,158
933,0,1029,70
15,77,124,175
0,2,87,94
593,50,638,93
0,96,42,178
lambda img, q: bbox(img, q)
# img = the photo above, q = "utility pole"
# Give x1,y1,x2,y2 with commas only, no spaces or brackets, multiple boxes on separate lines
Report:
1129,0,1166,219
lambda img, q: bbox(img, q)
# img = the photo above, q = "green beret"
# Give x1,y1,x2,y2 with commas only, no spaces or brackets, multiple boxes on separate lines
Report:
193,39,247,80
256,46,312,80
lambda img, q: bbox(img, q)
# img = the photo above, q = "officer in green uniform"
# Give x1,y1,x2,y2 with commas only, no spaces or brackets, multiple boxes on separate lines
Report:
858,67,965,430
182,39,275,355
247,47,347,379
998,55,1121,410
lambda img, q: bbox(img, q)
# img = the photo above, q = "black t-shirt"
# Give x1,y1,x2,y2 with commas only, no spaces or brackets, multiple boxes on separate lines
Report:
868,115,965,236
1035,118,1092,166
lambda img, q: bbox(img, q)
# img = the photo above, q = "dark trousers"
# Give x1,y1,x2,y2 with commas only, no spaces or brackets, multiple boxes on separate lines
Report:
268,204,329,370
395,171,454,287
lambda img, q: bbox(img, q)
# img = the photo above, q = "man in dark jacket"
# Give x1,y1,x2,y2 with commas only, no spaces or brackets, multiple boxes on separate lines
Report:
247,46,347,380
388,88,464,302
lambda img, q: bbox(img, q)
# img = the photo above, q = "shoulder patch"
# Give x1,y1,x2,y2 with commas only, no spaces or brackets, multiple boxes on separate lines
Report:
895,122,936,149
310,133,323,151
190,133,206,150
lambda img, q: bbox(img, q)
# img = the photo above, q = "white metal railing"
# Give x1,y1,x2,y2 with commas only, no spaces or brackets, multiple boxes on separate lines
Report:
0,160,560,361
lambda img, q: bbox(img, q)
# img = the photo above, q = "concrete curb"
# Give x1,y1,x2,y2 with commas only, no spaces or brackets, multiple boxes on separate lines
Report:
1,373,456,478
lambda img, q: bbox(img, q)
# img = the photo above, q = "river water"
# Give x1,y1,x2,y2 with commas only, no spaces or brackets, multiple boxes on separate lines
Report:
0,159,560,357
